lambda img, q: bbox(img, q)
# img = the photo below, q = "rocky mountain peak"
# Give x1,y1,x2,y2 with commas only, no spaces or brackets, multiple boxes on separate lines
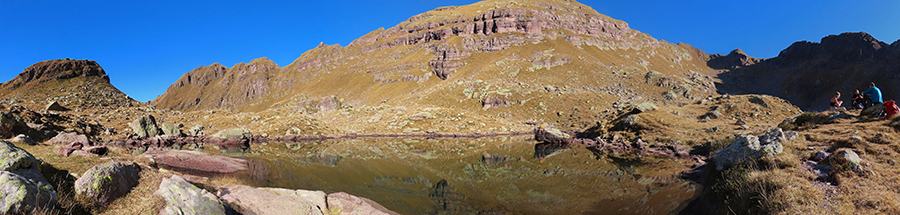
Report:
2,59,108,89
707,49,760,70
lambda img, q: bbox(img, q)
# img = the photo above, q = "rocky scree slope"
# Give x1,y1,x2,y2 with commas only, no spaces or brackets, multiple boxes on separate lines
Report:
152,0,722,130
715,32,900,111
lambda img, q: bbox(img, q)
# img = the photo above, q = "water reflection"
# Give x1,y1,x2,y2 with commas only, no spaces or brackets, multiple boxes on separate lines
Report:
225,136,697,214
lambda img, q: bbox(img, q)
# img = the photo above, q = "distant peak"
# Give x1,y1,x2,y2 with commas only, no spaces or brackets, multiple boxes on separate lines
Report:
2,59,109,88
249,57,278,67
728,49,747,57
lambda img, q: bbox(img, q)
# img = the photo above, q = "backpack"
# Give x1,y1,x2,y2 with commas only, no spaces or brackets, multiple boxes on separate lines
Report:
884,100,899,119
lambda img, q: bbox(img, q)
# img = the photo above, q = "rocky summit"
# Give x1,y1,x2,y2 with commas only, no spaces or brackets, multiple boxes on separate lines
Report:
3,0,900,214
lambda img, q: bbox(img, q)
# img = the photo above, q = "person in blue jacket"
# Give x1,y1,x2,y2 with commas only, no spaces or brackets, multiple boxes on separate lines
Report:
861,82,884,117
863,82,883,105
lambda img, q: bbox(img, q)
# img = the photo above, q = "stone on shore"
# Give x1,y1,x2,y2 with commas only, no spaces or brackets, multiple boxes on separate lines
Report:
142,149,247,174
129,115,161,138
155,175,226,215
327,192,400,215
217,185,325,215
713,128,786,170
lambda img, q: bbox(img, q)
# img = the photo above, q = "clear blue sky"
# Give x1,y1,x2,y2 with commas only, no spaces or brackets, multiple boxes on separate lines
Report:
2,0,898,102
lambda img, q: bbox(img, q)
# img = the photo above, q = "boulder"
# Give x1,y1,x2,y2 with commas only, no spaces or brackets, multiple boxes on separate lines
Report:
155,175,226,215
188,125,205,136
534,125,571,144
0,140,56,213
142,149,247,174
10,134,36,146
327,192,399,215
160,123,183,137
0,112,34,139
129,115,161,138
211,129,250,140
631,102,658,114
217,185,325,215
0,171,56,214
832,149,864,172
713,128,785,170
45,101,67,111
74,161,141,205
48,132,90,146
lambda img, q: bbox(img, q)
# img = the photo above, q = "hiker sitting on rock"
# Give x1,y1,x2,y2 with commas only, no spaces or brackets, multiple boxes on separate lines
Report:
830,91,844,110
861,82,884,117
851,89,865,109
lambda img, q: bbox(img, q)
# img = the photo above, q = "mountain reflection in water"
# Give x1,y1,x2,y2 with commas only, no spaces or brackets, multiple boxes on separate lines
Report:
223,136,698,214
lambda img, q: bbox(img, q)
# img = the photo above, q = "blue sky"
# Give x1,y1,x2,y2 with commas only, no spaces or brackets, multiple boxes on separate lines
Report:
2,0,898,102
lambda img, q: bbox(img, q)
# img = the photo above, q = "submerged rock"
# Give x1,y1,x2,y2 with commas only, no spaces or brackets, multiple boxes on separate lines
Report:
74,161,141,205
155,175,226,215
143,149,247,174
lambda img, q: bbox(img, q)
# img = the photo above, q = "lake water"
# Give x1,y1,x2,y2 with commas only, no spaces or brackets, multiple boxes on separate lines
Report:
228,136,699,214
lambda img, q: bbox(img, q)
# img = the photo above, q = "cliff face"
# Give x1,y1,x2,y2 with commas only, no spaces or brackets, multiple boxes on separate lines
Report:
0,59,135,109
716,32,900,110
153,0,720,127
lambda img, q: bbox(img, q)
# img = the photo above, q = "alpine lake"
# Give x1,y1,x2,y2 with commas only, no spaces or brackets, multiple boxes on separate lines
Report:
202,135,700,214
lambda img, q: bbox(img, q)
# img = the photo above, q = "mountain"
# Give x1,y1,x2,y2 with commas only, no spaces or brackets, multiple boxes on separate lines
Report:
716,32,900,110
0,59,137,110
152,0,723,130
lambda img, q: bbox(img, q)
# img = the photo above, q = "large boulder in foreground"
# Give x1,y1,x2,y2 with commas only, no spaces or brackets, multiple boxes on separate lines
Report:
713,128,786,170
142,149,247,174
129,115,161,138
0,140,56,213
74,161,141,205
155,175,225,215
327,192,400,215
218,185,325,215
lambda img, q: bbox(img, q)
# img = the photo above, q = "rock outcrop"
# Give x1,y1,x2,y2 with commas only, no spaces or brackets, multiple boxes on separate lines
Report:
155,175,226,215
713,128,787,170
74,162,141,205
0,140,56,214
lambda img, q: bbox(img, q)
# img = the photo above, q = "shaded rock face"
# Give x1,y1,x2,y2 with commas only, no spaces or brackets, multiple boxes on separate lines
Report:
716,32,900,110
707,49,761,70
129,115,161,138
155,175,226,215
45,101,68,111
327,192,400,215
217,185,325,215
74,161,141,205
1,59,108,89
0,112,35,139
713,128,787,170
0,140,56,214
